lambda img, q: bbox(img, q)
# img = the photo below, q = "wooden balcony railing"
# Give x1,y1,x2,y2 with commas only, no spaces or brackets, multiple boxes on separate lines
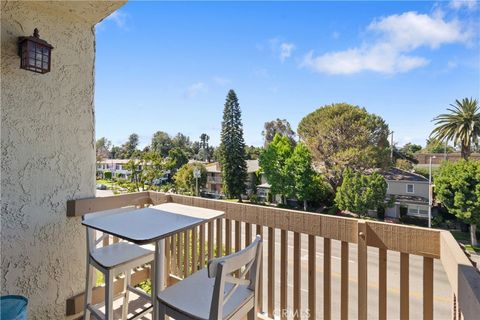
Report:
66,191,480,319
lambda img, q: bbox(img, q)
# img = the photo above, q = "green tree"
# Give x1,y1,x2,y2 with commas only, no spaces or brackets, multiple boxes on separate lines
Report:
166,147,188,172
422,138,455,154
287,142,330,210
262,118,296,147
124,159,142,191
172,133,192,155
199,133,209,149
121,133,140,159
141,151,165,190
400,143,422,157
245,145,263,160
395,159,414,171
219,90,248,200
434,160,480,246
174,163,207,195
259,134,294,204
197,133,211,161
96,137,111,161
151,131,172,157
335,169,387,217
110,145,121,159
430,98,480,160
298,103,390,190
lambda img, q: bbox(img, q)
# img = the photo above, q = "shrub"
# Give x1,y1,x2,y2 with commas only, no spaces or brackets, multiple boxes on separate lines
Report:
400,215,428,227
399,206,408,217
104,171,112,180
377,206,385,221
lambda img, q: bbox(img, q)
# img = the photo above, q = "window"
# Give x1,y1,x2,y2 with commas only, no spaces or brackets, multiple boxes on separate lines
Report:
406,184,414,193
408,206,419,215
408,205,428,216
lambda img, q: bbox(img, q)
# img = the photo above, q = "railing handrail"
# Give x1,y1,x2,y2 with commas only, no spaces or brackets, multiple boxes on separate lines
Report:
66,191,480,318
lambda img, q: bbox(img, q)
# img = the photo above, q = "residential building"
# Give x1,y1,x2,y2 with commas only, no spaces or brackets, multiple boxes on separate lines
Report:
96,159,136,179
203,160,260,198
383,167,430,219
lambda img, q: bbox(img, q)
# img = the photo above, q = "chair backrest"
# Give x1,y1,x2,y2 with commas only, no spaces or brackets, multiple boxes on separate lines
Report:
207,235,263,319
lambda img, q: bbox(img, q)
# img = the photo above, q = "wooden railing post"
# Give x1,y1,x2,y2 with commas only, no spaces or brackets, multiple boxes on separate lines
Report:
256,224,264,313
379,248,387,320
357,221,367,320
216,218,222,258
226,219,232,255
268,227,275,318
208,221,214,260
308,235,316,319
400,253,410,320
423,257,434,320
199,224,205,269
293,232,301,320
324,238,331,320
280,230,288,320
341,241,349,320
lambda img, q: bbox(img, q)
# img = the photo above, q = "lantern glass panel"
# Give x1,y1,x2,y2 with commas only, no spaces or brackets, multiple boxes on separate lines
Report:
19,31,53,73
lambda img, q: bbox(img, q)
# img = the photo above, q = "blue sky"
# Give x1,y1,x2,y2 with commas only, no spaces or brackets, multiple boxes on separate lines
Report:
95,0,480,149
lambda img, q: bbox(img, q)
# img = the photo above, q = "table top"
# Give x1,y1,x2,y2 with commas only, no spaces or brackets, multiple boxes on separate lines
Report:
82,202,224,245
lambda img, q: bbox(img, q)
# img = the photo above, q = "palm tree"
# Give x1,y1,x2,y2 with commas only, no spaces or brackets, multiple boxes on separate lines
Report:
430,98,480,160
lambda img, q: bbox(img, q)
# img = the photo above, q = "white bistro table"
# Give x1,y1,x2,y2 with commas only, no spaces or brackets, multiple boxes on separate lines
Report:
82,202,225,318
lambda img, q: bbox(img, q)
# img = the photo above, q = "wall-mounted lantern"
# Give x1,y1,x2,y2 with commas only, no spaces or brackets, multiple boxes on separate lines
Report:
18,28,53,74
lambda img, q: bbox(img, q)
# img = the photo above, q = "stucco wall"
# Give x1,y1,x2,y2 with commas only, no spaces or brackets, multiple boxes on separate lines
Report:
1,1,124,318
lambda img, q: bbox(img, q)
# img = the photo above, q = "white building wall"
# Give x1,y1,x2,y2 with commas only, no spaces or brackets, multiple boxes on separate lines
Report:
1,2,124,318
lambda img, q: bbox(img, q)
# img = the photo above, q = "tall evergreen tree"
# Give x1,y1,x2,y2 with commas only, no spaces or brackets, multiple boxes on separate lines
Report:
219,90,248,200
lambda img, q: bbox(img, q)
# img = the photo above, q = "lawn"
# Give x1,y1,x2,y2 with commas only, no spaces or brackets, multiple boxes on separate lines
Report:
96,179,115,187
450,230,480,253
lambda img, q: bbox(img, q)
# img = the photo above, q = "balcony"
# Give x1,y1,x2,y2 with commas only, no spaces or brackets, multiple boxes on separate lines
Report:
66,191,480,319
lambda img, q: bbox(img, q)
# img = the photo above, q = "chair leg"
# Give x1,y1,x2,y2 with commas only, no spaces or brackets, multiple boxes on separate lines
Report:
84,262,94,320
248,295,257,320
150,260,156,311
122,270,131,320
105,271,114,320
158,302,167,320
248,308,256,320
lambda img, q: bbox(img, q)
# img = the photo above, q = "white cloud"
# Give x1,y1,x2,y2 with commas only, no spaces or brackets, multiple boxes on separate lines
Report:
449,0,477,10
279,42,295,62
102,11,128,29
184,82,207,98
302,11,472,75
212,76,231,86
268,38,296,62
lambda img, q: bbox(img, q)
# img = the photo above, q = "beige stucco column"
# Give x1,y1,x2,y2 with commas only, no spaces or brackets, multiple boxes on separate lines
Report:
1,1,125,318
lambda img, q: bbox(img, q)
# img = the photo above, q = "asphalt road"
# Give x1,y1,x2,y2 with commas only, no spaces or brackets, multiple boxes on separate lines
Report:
256,228,452,320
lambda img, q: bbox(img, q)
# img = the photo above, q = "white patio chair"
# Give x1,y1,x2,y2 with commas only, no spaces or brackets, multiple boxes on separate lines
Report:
157,235,263,320
84,203,155,320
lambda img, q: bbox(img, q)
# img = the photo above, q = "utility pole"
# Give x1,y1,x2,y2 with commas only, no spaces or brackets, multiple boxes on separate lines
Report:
390,131,394,161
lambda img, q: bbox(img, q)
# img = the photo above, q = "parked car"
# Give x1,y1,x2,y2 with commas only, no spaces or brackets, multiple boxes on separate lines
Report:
96,184,107,190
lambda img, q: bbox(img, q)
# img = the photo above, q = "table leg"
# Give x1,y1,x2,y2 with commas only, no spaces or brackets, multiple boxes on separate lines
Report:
153,239,165,319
